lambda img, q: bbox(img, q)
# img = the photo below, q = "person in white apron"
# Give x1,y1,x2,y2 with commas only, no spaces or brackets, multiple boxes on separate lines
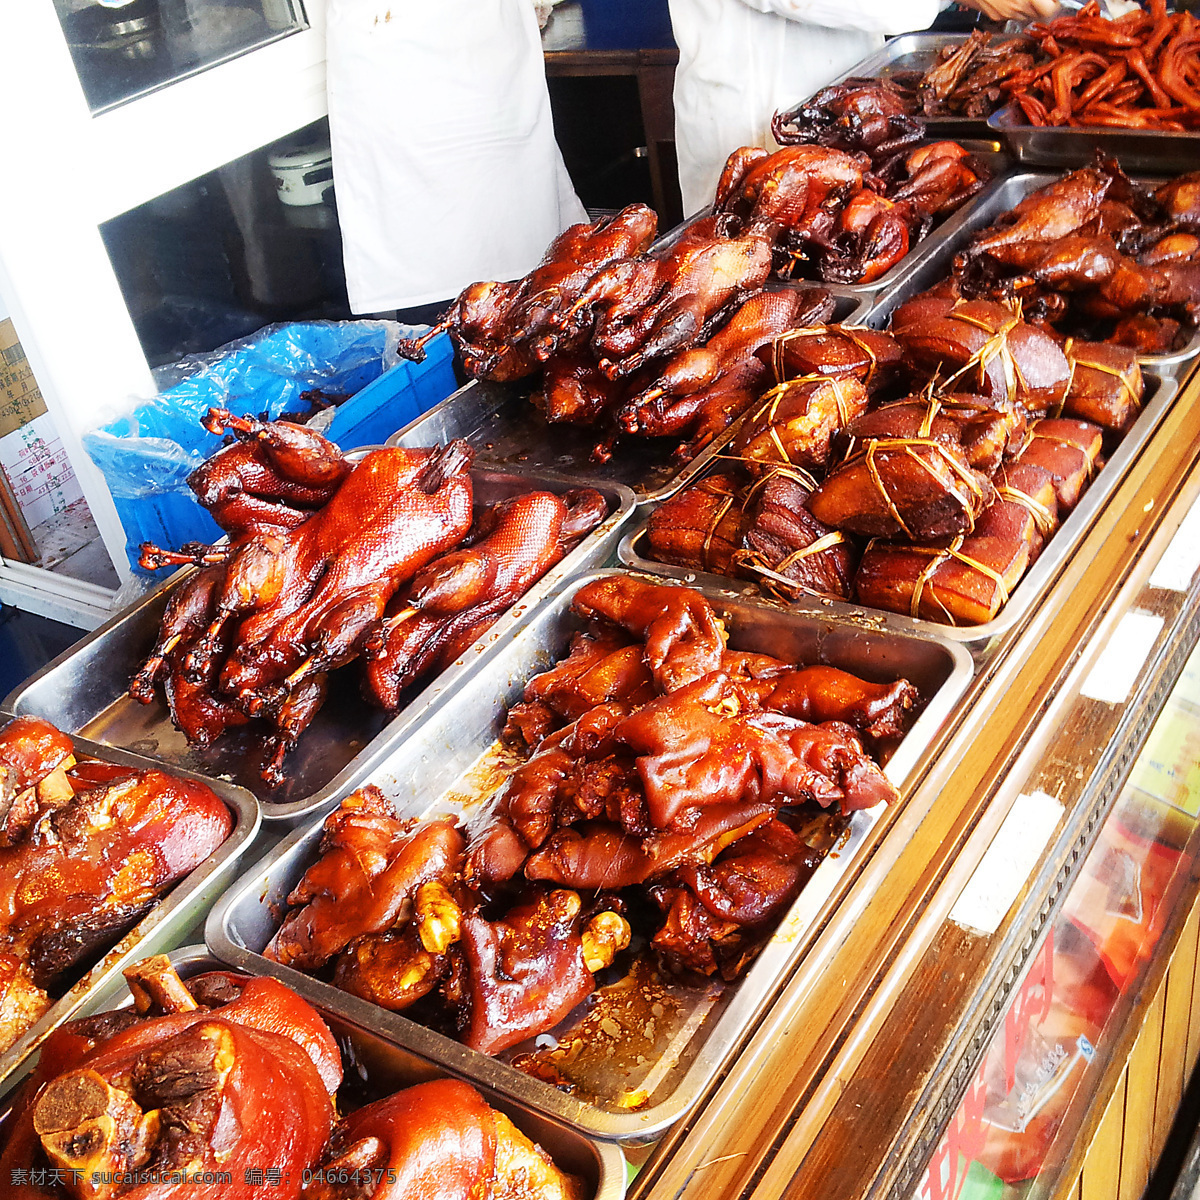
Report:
668,0,1060,217
326,0,589,316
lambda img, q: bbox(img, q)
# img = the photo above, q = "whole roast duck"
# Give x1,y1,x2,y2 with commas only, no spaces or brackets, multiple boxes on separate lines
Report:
132,410,606,786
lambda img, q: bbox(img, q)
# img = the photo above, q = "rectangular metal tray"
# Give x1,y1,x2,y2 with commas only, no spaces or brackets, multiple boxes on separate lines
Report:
860,170,1200,379
0,737,259,1093
207,567,973,1141
774,33,1001,140
0,947,626,1200
990,101,1200,176
0,468,634,823
384,290,867,506
616,368,1176,649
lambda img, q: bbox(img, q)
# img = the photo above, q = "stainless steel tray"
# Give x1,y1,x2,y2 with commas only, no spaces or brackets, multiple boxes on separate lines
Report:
774,33,1002,140
207,567,972,1141
1,469,634,823
617,368,1176,648
862,170,1200,378
990,101,1200,176
0,947,626,1200
0,738,259,1093
384,291,867,506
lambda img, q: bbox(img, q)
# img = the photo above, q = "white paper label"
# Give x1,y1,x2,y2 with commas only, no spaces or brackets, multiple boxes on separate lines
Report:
1079,611,1164,705
1150,495,1200,593
949,790,1065,936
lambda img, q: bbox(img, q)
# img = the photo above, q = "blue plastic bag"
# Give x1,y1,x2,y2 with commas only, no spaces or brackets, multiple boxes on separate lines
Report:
82,319,453,571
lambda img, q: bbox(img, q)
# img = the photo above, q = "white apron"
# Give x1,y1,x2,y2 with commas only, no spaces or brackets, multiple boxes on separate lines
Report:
327,0,589,313
669,0,946,217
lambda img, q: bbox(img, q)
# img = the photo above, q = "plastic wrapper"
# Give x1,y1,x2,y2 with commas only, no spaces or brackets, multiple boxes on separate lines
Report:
83,320,406,502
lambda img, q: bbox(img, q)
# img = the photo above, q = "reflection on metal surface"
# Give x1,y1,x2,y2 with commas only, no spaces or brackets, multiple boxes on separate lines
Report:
55,0,307,112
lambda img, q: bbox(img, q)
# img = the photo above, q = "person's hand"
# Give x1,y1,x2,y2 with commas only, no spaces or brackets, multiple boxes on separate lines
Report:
958,0,1060,20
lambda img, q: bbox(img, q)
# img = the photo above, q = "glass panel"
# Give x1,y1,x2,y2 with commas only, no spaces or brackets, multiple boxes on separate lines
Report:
99,118,350,369
54,0,307,113
913,638,1200,1200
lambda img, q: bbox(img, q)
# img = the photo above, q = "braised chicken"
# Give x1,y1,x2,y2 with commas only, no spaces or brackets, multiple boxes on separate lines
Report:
1,956,341,1199
0,718,232,1055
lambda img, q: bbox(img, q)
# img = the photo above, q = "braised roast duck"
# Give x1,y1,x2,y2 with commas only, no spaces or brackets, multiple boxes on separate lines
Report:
132,410,606,786
264,576,916,1060
0,717,233,1058
952,155,1200,355
397,130,985,463
1,955,583,1200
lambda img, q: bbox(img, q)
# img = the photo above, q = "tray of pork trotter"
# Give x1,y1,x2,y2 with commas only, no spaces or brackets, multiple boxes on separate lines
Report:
386,111,1000,500
0,947,625,1199
0,717,258,1096
1,413,634,822
208,568,972,1140
619,153,1193,647
772,31,1038,142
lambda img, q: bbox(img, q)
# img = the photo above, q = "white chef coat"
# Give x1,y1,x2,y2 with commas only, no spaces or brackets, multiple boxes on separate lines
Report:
327,0,589,313
669,0,947,216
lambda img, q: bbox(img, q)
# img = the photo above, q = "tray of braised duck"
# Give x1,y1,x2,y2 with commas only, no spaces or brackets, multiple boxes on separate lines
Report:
0,717,258,1095
615,158,1192,642
206,569,971,1140
0,947,624,1199
387,120,999,489
772,32,1035,137
1,413,634,820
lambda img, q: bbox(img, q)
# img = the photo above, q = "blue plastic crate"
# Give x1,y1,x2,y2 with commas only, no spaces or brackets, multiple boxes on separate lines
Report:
83,322,457,572
321,331,456,451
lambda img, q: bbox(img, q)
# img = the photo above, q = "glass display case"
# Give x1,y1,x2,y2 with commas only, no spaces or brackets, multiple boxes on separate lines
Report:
53,0,307,112
0,1,329,625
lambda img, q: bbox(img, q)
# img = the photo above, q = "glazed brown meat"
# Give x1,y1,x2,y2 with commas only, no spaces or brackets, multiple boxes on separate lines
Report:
265,787,465,971
301,1078,583,1200
0,959,340,1199
0,718,232,1060
362,488,608,711
571,575,727,690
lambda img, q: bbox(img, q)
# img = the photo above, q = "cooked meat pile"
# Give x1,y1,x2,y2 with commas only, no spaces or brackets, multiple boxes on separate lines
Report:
0,718,232,1056
265,575,915,1057
1,955,581,1200
397,137,984,461
131,409,606,786
952,156,1200,354
804,1,1200,129
645,201,1156,625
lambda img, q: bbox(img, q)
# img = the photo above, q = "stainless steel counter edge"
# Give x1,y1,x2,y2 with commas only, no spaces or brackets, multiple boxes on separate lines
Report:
0,736,260,1091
